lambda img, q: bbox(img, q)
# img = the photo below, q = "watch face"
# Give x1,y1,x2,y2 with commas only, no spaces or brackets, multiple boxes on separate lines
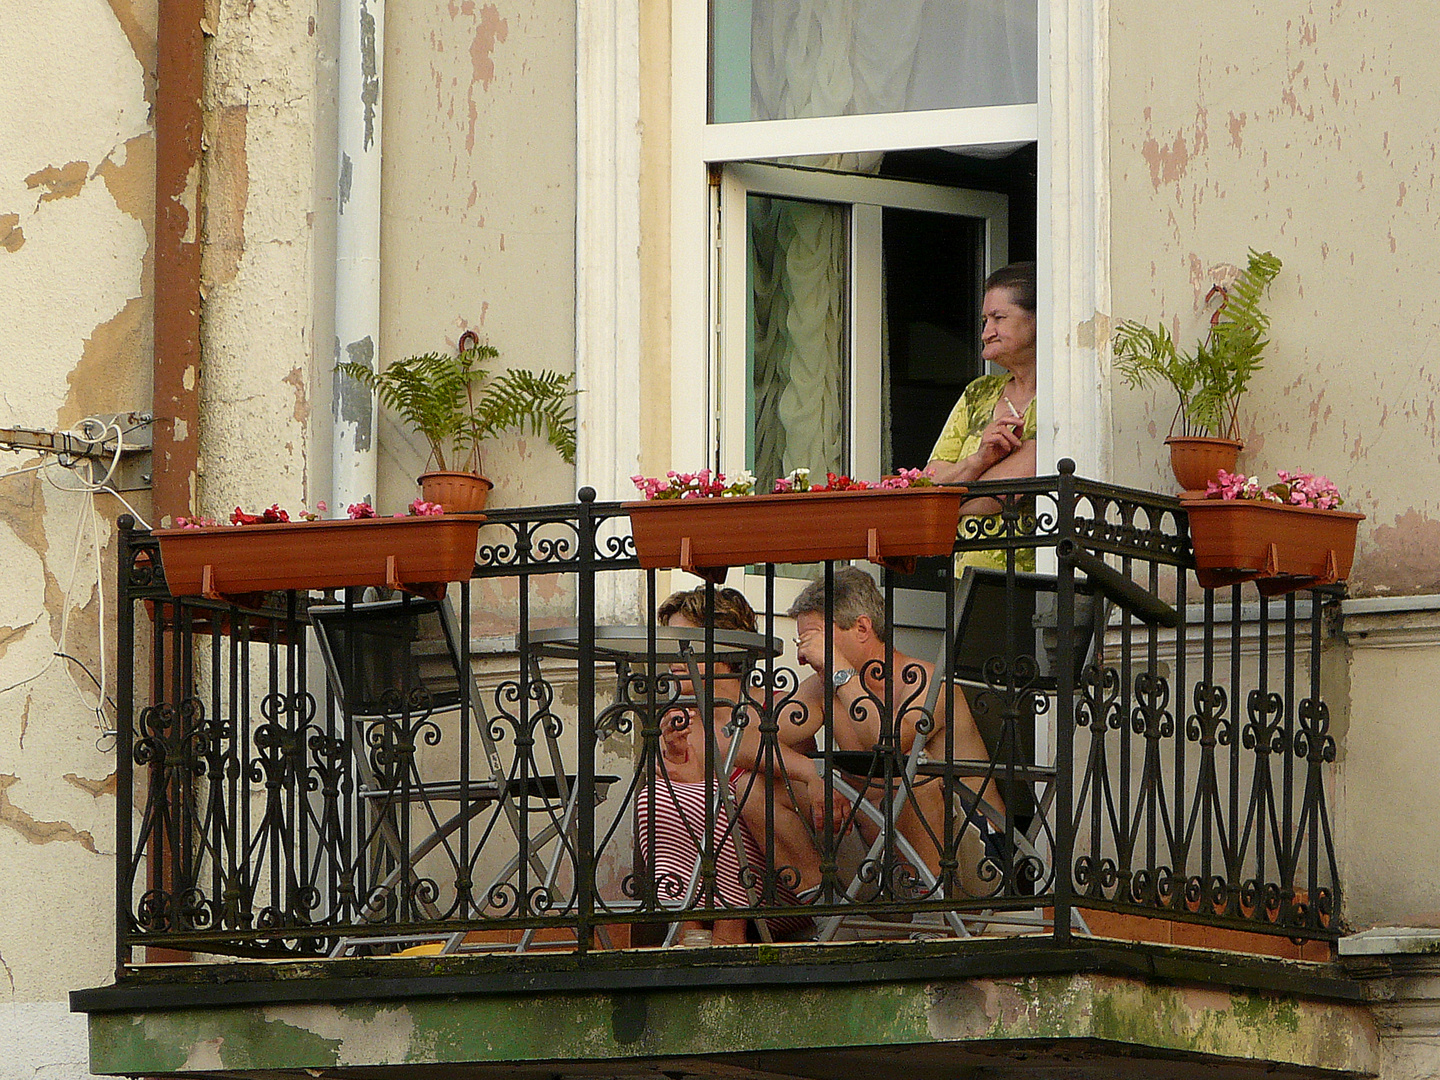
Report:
831,668,854,688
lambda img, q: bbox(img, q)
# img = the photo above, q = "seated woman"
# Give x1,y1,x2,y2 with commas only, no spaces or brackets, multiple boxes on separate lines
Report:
633,586,821,943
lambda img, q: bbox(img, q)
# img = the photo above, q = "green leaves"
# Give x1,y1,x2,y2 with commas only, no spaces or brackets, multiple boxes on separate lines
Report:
463,368,578,466
1111,249,1282,439
335,341,577,474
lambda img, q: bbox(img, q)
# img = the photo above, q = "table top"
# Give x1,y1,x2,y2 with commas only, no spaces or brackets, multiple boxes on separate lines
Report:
525,624,783,665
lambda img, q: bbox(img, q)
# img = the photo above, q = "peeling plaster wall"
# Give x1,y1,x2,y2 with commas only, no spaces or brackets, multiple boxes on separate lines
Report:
0,0,156,1076
376,0,577,513
1108,1,1440,598
1108,0,1440,1006
199,0,326,515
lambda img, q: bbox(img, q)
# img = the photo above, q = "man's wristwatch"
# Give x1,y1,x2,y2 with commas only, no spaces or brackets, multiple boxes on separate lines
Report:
831,668,856,689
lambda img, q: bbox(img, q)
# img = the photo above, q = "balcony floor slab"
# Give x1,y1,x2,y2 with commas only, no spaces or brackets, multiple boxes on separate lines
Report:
76,943,1376,1079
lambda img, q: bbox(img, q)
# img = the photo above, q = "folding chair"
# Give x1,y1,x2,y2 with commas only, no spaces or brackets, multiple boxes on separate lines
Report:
310,597,612,955
813,567,1102,941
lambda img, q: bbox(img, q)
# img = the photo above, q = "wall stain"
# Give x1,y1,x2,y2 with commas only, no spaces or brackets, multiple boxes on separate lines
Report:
283,367,310,424
361,0,380,150
202,106,249,288
1355,510,1440,595
103,0,158,106
0,214,23,252
65,136,155,431
1141,132,1191,188
461,4,509,152
0,622,30,666
25,162,89,204
0,474,49,561
64,771,118,798
1226,111,1247,150
0,775,99,853
469,4,508,89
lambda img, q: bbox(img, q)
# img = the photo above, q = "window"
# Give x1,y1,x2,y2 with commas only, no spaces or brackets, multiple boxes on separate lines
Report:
658,0,1107,601
716,162,1011,496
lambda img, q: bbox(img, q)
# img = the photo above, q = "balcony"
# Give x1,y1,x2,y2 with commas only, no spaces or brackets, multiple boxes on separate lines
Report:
75,468,1361,1074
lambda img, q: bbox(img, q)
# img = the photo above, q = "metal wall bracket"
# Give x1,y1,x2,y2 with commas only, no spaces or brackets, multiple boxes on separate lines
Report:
0,411,154,491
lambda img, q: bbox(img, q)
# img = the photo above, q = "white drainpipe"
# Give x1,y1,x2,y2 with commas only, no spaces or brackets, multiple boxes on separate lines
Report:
331,0,384,512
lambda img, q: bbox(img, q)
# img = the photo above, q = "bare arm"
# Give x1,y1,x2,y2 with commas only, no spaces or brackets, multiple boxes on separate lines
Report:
957,437,1036,515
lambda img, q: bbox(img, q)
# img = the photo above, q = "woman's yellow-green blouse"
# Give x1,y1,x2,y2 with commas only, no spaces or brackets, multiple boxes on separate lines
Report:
928,373,1037,573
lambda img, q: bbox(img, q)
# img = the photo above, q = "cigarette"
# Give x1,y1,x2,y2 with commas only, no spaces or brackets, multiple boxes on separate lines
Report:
1005,397,1021,419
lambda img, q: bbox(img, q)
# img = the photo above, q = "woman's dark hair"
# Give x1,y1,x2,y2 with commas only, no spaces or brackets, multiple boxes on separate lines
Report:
983,261,1036,314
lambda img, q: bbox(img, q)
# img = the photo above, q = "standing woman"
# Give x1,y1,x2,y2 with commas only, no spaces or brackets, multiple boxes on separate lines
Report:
924,262,1038,571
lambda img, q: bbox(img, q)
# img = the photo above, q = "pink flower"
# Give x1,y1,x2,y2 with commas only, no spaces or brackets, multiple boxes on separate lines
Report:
408,498,444,517
347,501,377,519
1206,468,1343,509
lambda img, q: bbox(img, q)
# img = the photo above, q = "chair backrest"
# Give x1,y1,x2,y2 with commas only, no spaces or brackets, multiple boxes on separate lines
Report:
944,567,1100,693
309,599,462,718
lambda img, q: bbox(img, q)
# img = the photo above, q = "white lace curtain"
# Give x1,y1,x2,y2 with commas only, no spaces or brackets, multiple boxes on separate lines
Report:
745,0,1034,486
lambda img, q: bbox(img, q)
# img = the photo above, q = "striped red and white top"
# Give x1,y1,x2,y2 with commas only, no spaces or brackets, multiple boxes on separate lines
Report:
634,774,812,939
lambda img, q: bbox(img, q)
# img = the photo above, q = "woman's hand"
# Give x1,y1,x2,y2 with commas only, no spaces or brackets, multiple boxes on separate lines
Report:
972,414,1026,472
660,709,693,767
925,415,1026,484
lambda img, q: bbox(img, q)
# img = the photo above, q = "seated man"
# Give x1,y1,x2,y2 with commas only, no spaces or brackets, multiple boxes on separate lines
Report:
785,568,1005,888
633,586,819,943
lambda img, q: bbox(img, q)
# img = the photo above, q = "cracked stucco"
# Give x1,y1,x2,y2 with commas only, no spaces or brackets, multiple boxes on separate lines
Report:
197,0,325,517
0,0,152,1075
376,0,576,514
1109,1,1440,598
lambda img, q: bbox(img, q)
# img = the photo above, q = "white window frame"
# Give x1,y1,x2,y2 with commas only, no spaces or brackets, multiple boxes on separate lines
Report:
659,0,1109,485
570,0,1109,605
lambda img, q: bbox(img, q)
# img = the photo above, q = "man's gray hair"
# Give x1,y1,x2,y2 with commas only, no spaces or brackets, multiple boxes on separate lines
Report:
786,567,889,643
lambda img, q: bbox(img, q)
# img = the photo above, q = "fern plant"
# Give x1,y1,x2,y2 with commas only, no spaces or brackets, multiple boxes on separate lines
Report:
1113,249,1282,440
336,342,577,475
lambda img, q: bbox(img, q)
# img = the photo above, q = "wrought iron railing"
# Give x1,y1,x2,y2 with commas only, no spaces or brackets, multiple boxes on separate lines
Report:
113,466,1340,966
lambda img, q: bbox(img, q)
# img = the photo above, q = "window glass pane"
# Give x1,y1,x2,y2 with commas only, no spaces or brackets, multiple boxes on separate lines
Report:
747,194,849,493
712,0,1038,124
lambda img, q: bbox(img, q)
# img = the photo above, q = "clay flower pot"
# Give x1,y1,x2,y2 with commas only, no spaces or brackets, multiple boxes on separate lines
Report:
419,470,493,513
1165,436,1243,496
153,514,485,605
625,487,966,583
1182,498,1364,597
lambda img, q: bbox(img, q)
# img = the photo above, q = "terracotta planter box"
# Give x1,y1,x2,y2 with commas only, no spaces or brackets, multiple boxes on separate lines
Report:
625,487,965,582
1182,499,1364,597
153,515,485,604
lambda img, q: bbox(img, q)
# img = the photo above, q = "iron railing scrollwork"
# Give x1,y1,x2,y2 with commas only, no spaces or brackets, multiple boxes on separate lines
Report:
112,471,1343,966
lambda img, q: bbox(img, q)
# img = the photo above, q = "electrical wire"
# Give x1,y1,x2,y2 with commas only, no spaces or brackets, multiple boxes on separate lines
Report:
0,414,155,741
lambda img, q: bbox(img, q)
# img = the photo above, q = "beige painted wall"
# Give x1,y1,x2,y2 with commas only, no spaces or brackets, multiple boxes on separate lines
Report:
376,0,577,513
1109,0,1440,964
0,0,156,1075
1108,0,1440,598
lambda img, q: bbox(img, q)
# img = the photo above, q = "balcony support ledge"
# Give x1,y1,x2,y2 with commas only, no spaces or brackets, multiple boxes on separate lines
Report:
77,952,1375,1079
